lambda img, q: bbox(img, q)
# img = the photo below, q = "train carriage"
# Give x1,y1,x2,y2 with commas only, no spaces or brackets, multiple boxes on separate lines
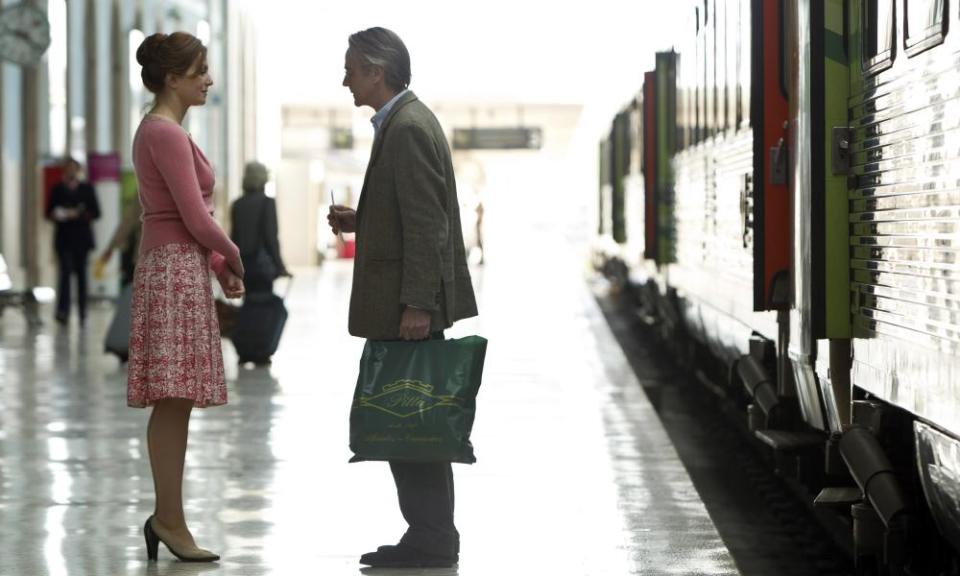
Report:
668,0,790,369
844,0,960,562
599,0,793,402
598,0,960,572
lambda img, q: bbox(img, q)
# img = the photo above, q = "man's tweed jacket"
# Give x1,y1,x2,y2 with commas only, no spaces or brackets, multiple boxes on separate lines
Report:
349,91,478,340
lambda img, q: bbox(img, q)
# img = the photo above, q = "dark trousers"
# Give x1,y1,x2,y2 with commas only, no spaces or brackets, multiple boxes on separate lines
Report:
390,461,459,556
56,247,90,320
386,330,458,557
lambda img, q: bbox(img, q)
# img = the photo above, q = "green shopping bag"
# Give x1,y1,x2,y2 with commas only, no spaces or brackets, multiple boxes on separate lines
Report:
349,335,487,464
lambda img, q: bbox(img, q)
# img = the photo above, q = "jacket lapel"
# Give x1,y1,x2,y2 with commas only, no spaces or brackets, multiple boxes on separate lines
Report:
368,91,418,167
358,91,419,219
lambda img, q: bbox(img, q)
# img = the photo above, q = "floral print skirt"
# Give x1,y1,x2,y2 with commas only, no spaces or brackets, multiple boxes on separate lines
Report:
127,243,226,408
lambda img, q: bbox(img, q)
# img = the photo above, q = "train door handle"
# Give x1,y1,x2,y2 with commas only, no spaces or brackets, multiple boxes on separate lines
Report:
770,138,788,185
832,127,852,175
741,173,753,249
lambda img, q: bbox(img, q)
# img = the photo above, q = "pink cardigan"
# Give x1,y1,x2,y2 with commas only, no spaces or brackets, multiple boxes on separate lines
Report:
132,116,240,278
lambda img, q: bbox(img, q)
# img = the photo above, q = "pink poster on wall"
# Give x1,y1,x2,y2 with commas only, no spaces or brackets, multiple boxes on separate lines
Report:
87,152,121,182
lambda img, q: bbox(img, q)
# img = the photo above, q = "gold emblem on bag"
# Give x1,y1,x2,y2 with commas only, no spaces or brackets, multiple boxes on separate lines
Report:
358,379,461,418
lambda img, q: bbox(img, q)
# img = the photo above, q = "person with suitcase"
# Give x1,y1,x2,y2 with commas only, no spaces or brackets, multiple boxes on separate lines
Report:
229,161,291,365
230,161,288,294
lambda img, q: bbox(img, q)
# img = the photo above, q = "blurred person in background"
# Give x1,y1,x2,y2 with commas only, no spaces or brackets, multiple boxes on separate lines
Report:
329,26,478,569
46,157,100,325
128,30,244,563
230,161,289,294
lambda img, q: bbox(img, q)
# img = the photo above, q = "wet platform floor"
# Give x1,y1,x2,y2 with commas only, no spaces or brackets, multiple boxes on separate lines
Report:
0,248,739,575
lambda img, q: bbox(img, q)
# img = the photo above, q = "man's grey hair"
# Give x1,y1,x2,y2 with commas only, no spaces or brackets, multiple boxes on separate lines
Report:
348,27,411,92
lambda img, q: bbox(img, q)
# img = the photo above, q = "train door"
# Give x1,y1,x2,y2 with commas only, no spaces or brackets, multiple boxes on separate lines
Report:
751,0,791,312
641,54,678,266
642,71,659,262
787,0,852,435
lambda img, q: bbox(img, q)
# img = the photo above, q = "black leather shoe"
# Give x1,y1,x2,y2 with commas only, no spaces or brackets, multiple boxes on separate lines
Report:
359,544,457,568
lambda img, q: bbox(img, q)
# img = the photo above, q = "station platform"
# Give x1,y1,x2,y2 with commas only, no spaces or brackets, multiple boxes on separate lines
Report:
0,249,739,575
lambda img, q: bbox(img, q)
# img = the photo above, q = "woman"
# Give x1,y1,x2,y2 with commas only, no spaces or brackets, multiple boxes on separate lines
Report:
129,31,244,563
45,157,100,324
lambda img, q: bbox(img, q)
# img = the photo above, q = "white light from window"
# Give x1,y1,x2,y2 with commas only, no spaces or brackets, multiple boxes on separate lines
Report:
197,20,211,46
309,160,326,184
48,0,68,157
128,29,145,93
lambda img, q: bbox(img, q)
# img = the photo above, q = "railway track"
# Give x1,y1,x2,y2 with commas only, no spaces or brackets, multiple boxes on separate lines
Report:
594,280,853,576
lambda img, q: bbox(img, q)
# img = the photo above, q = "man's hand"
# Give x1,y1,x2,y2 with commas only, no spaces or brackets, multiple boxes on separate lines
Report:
399,306,431,341
52,207,78,222
327,205,357,234
219,269,246,299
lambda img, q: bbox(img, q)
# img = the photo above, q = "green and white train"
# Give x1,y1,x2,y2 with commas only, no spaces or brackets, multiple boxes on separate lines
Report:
598,0,960,572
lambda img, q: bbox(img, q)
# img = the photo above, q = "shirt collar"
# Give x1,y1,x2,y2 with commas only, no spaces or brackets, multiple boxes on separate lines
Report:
371,89,409,134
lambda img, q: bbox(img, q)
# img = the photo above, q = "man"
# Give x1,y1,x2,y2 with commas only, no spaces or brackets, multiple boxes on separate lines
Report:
230,161,288,294
328,27,478,569
46,157,100,324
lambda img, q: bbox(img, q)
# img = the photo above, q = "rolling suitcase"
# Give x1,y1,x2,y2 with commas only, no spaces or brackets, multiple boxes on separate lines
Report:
231,279,290,364
105,283,133,362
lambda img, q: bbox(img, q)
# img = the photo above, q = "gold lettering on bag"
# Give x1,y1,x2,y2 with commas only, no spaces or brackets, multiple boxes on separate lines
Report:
357,379,462,418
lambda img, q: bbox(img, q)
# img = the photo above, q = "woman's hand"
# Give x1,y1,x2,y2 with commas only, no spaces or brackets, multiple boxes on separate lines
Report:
218,269,245,299
227,256,245,280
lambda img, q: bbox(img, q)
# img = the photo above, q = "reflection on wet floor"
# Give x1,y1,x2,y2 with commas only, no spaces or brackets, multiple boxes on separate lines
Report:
0,249,738,575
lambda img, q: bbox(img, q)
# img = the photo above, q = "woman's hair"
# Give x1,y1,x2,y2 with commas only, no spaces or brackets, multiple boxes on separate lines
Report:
136,32,207,94
348,27,411,92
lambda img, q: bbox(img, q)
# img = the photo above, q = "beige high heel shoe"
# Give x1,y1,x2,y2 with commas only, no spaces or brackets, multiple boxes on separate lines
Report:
144,516,220,562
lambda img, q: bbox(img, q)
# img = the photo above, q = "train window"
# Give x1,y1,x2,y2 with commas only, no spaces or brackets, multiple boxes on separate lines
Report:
739,0,750,128
726,0,739,131
697,5,705,143
904,0,947,56
717,0,728,133
780,0,789,98
677,54,687,152
703,2,717,139
862,0,896,74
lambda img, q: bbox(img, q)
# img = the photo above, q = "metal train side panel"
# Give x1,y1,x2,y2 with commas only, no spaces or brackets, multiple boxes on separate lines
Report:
847,0,960,438
663,1,780,361
672,130,779,362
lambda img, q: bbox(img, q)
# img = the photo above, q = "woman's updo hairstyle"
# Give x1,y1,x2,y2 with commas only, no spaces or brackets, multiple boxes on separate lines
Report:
136,32,207,94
